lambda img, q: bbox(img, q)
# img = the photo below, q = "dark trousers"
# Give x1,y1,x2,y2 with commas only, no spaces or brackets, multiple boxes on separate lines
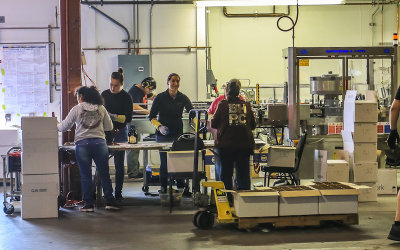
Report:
219,149,251,191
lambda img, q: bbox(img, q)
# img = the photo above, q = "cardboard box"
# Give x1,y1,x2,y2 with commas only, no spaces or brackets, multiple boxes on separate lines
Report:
268,146,296,168
354,101,378,123
318,189,358,214
0,128,19,146
343,90,378,131
353,162,378,183
229,189,279,218
377,169,398,195
353,183,377,202
325,160,349,182
21,174,59,219
167,151,203,173
21,117,57,140
22,139,59,175
310,182,358,214
353,123,377,143
272,186,320,216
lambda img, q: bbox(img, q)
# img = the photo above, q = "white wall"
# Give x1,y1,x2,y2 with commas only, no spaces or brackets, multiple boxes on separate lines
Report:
81,4,201,100
0,0,61,126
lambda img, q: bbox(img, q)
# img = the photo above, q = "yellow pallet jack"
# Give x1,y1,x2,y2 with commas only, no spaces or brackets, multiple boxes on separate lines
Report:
193,181,236,229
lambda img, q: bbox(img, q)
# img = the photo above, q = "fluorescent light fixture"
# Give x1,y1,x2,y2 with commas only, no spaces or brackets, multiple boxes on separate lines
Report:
196,0,344,7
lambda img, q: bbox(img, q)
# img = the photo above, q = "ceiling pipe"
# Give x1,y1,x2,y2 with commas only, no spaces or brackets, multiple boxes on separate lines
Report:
88,5,131,54
223,6,290,18
81,0,194,5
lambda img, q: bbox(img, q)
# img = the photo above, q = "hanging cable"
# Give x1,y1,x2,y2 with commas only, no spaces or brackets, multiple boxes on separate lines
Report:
81,64,97,87
276,1,299,47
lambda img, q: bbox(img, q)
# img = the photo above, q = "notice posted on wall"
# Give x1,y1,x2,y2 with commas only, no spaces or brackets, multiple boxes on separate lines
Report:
0,45,49,116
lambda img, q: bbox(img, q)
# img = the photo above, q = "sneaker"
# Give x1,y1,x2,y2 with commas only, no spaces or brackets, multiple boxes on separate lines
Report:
105,202,120,211
79,205,94,212
388,223,400,241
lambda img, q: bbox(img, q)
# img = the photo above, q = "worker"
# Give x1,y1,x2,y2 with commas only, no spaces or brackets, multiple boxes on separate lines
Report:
211,79,256,194
58,86,119,212
126,77,157,179
387,86,400,241
101,68,133,200
149,73,194,194
207,81,245,181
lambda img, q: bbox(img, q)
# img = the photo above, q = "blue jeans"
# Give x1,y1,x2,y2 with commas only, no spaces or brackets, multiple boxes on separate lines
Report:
75,138,114,206
112,126,128,195
219,148,251,191
213,148,222,181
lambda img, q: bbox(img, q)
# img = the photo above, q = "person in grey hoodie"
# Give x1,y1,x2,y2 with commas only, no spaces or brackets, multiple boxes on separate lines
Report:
58,86,119,212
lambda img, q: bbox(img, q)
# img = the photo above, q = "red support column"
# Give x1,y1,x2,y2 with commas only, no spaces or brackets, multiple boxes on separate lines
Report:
60,0,81,143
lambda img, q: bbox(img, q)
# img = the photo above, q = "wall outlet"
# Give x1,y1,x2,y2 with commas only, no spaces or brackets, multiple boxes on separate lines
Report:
0,16,5,23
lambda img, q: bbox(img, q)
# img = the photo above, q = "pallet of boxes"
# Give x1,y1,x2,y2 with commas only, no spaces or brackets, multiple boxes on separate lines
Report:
342,90,378,202
228,182,359,229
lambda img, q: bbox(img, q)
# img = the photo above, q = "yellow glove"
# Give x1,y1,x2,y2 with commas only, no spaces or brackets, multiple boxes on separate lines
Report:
151,119,162,129
111,114,126,123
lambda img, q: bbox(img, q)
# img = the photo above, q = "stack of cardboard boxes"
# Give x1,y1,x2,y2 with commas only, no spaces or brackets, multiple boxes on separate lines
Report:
21,117,59,219
342,90,378,202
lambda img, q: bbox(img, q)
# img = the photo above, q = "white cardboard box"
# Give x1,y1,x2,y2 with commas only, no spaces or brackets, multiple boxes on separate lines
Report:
317,189,358,214
22,139,59,175
353,123,377,143
343,90,378,131
274,188,320,216
230,189,279,218
21,117,57,140
353,183,377,202
167,151,203,173
353,162,378,183
377,169,398,195
21,174,59,219
0,128,19,146
324,160,349,182
268,146,296,168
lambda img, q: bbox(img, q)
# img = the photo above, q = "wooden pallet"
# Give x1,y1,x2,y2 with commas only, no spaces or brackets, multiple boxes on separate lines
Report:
237,213,358,229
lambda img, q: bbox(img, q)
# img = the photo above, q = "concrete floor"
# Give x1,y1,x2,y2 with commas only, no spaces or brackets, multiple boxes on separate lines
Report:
1,180,400,250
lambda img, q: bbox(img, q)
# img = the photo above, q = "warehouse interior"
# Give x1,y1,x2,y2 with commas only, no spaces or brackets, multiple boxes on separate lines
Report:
1,0,400,249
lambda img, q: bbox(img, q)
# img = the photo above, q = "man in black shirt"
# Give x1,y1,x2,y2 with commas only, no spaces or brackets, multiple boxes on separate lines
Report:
126,77,157,178
387,86,400,241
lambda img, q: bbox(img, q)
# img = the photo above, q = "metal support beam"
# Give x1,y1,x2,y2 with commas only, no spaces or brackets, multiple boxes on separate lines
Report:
61,0,82,143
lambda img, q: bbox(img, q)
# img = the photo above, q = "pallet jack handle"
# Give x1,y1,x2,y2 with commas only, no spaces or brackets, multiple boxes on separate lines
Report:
188,109,208,194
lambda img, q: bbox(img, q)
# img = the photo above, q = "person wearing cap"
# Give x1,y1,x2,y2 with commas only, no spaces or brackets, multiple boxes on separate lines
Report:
387,86,400,241
149,73,194,194
126,77,157,179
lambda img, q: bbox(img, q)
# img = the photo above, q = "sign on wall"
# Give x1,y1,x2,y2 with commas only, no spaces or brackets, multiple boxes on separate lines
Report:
0,45,50,116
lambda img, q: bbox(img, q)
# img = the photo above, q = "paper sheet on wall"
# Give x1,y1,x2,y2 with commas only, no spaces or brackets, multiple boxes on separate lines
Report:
0,45,49,115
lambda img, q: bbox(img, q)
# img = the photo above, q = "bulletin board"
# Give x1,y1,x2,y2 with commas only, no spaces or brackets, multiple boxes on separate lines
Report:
0,45,50,116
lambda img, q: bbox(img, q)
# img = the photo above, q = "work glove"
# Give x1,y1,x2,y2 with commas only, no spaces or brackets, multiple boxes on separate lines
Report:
158,125,169,136
110,114,126,124
387,129,400,149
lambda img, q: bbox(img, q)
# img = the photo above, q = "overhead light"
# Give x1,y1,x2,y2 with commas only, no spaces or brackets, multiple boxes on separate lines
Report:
196,0,344,7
